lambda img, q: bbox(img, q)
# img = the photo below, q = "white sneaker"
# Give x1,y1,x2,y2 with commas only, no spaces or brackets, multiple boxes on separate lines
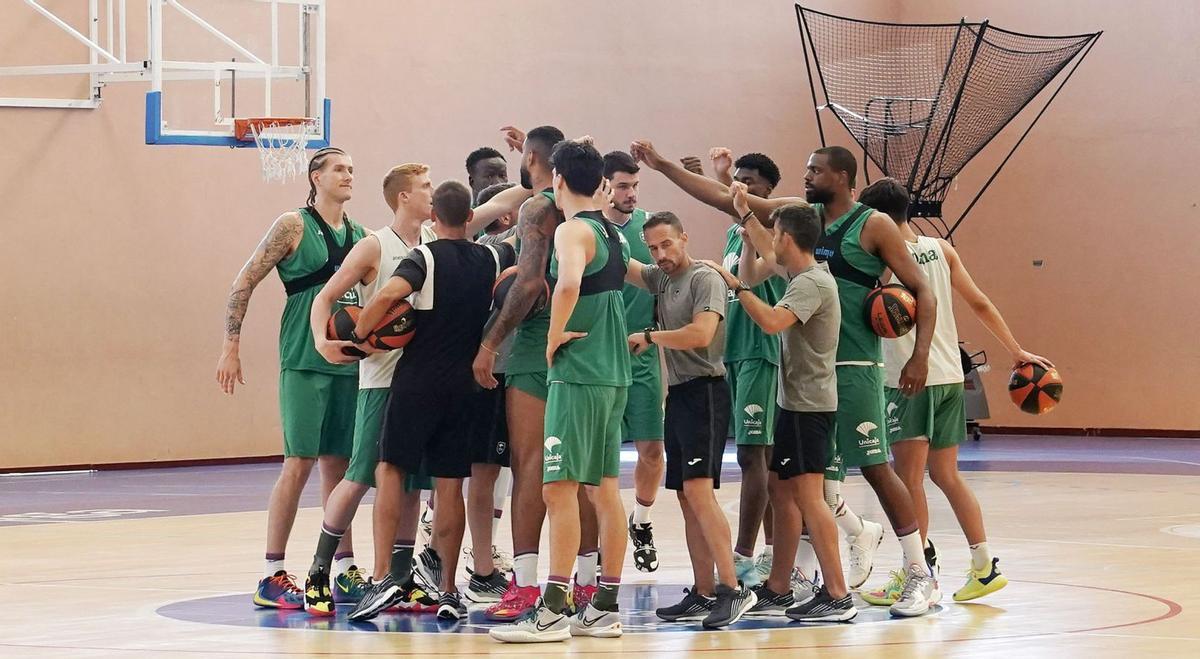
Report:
753,550,773,584
847,520,884,589
418,505,434,547
569,603,622,638
889,566,936,617
790,568,820,606
734,552,760,587
489,600,571,643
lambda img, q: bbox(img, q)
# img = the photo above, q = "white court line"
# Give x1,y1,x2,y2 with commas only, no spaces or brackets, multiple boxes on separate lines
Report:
1128,456,1200,467
1082,633,1200,642
1114,512,1200,522
984,535,1200,552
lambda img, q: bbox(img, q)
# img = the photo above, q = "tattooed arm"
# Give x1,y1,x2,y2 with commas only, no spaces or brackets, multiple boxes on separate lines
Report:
471,194,558,389
216,212,304,395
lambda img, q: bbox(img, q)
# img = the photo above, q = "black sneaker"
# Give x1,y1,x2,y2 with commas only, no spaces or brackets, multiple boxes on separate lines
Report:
702,583,757,628
304,566,335,617
655,587,715,622
925,538,940,578
628,513,659,573
785,586,857,623
436,591,467,620
347,574,402,621
745,584,794,617
414,546,443,592
465,570,510,603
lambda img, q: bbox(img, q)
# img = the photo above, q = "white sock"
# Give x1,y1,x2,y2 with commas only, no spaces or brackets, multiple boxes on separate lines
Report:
514,553,538,587
735,549,754,560
493,468,512,508
576,551,599,587
333,556,355,577
264,558,285,578
632,500,653,525
758,544,774,559
898,530,929,576
824,480,865,538
491,516,501,542
969,542,992,572
795,535,817,580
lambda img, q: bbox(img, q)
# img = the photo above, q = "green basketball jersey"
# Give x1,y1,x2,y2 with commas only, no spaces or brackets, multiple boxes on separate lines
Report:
506,190,558,377
812,201,885,363
548,212,631,387
614,208,655,331
722,225,785,364
276,207,365,374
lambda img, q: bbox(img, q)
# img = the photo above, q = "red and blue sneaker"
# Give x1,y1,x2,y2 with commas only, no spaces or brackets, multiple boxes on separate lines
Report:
254,570,304,609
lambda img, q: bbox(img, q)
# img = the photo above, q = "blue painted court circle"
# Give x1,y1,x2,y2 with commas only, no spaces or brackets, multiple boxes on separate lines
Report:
157,583,941,634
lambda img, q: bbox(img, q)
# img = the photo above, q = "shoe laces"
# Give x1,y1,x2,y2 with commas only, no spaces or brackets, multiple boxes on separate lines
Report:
344,565,367,587
272,572,303,594
898,567,926,601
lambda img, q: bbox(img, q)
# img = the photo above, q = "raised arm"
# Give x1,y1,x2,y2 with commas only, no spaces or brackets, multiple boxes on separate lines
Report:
545,221,592,366
471,194,559,388
864,213,936,396
216,211,304,395
709,147,735,186
701,260,796,335
309,237,379,365
730,182,788,283
942,240,1054,370
465,183,534,236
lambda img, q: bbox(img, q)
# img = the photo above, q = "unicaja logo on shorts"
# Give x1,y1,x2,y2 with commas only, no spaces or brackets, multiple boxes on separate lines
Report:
544,436,563,472
855,421,880,448
743,404,765,435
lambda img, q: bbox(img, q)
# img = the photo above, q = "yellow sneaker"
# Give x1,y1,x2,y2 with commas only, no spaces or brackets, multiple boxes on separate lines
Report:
860,569,906,606
953,557,1008,602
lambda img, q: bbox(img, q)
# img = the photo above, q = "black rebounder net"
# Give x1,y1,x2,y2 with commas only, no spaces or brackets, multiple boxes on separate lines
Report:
796,5,1101,238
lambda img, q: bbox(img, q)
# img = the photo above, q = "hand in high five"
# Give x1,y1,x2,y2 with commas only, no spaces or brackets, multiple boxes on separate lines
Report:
680,156,704,175
500,126,526,153
710,147,734,179
630,139,666,170
729,180,752,220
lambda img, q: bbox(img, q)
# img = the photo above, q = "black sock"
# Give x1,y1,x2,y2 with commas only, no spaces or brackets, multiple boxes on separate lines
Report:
309,525,343,576
593,579,620,611
543,578,570,614
390,543,415,583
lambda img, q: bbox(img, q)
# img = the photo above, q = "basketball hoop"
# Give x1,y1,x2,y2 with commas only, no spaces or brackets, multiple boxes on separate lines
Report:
234,117,320,183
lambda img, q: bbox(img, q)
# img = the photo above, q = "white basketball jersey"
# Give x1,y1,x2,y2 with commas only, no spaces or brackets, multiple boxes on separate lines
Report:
883,236,964,388
357,224,437,389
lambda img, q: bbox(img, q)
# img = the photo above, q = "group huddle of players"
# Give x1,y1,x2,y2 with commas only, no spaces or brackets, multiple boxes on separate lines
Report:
216,124,1053,644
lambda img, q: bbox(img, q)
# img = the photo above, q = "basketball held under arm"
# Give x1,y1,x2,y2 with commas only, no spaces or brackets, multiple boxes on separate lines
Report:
309,237,378,365
356,274,415,341
866,213,936,395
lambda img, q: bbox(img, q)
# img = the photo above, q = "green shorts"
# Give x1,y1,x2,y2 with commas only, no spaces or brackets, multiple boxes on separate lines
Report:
886,383,966,450
279,369,356,459
825,364,889,481
346,388,432,491
623,347,664,443
508,371,548,402
543,382,627,486
727,358,778,445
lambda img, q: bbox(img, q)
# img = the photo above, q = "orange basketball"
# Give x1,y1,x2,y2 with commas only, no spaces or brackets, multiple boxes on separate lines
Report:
1008,363,1063,415
492,265,550,320
863,284,916,338
366,299,417,350
326,306,368,358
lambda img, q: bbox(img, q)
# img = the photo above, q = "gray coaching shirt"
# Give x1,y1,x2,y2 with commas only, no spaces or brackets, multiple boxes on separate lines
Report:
641,261,728,386
777,264,840,412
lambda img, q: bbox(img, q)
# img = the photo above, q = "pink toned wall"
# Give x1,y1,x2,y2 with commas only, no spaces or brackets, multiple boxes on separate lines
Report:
0,1,1193,470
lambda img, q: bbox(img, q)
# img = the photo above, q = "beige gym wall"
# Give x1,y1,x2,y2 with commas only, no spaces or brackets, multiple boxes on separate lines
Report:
0,0,1193,470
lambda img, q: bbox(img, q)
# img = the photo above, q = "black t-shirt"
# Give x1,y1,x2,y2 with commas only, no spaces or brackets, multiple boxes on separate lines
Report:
391,239,516,391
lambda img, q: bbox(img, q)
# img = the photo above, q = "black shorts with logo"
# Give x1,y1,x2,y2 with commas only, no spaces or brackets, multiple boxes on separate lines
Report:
771,409,835,479
469,373,511,467
664,376,732,490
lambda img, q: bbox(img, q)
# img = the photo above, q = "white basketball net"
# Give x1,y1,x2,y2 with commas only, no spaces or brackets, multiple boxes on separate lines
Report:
249,119,320,183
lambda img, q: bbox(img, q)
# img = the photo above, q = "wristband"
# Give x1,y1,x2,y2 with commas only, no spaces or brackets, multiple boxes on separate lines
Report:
480,342,500,356
739,209,754,225
644,329,654,345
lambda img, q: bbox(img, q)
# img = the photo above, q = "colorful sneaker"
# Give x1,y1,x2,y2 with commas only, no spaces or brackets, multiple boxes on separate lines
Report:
347,574,402,621
745,584,794,617
466,570,510,603
655,587,715,622
847,520,884,589
488,599,571,643
437,591,467,620
953,557,1008,602
861,569,906,606
790,568,820,606
702,583,757,628
569,602,622,638
753,550,774,585
390,576,439,612
333,565,369,604
786,586,857,622
253,570,304,609
484,579,541,621
628,513,659,573
572,580,597,612
304,567,335,617
734,553,760,587
925,538,940,579
414,547,443,592
890,566,937,617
